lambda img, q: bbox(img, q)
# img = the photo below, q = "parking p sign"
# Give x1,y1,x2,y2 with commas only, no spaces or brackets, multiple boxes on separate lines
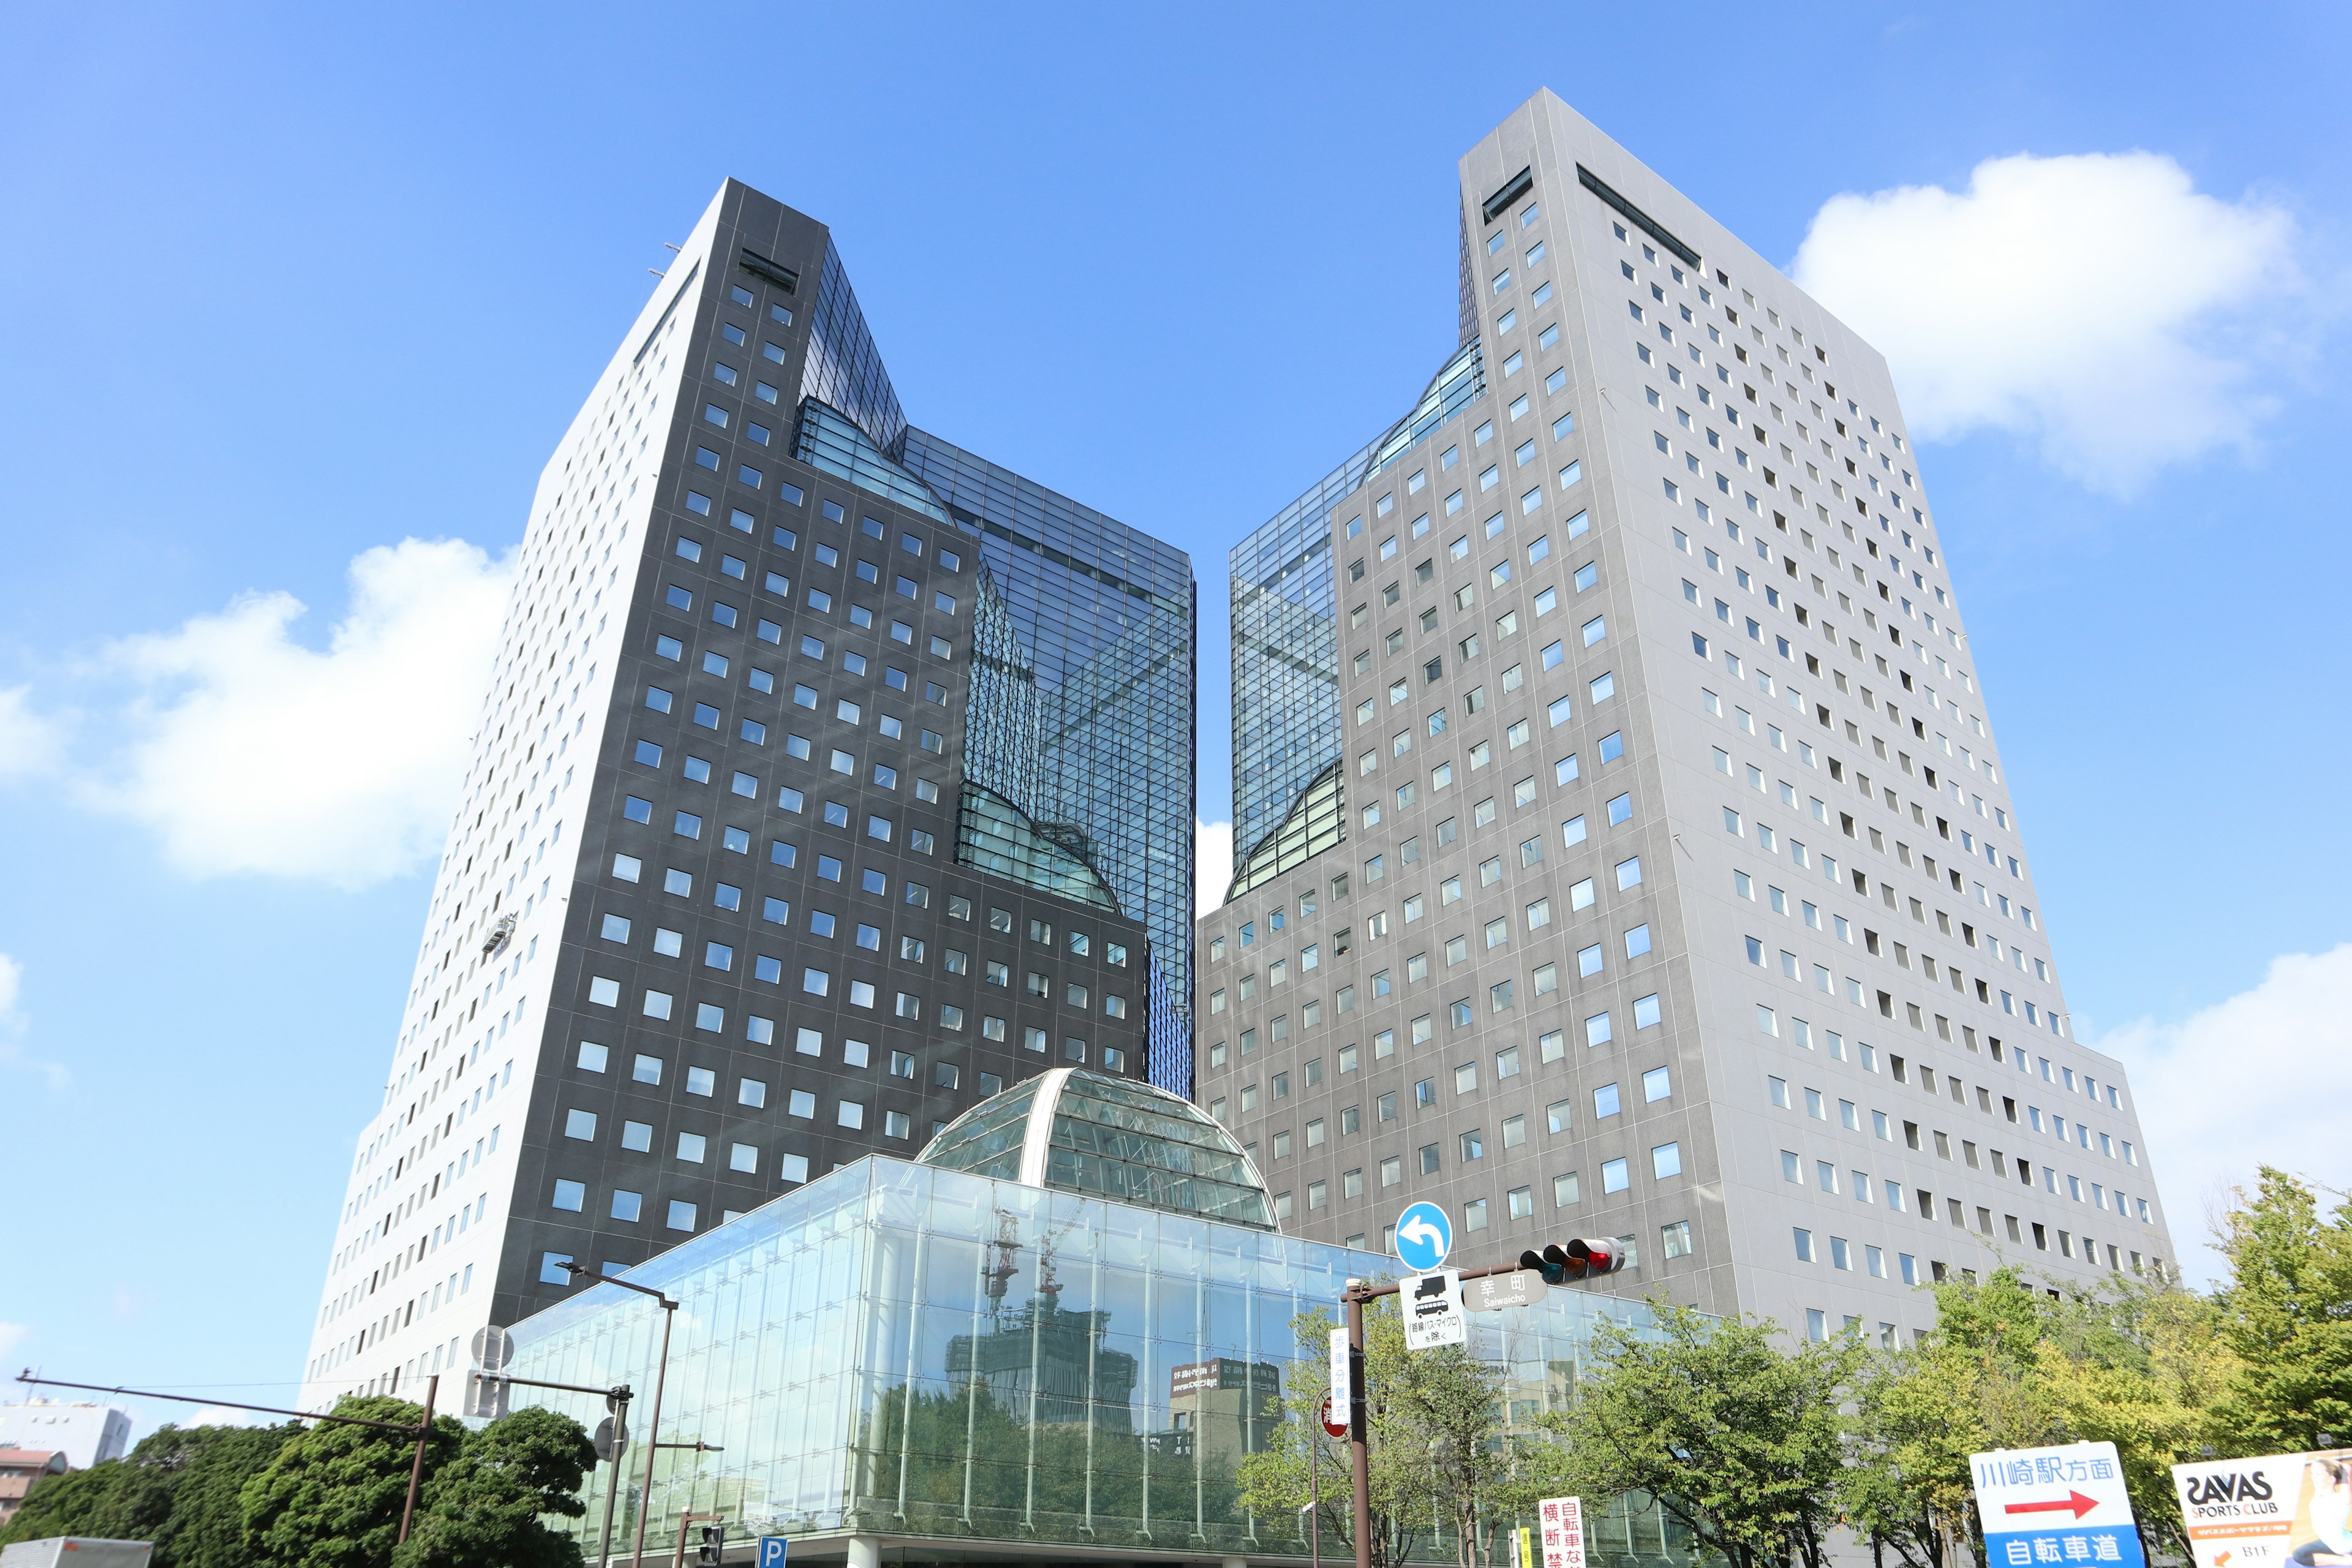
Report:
756,1536,788,1567
1972,1441,2146,1568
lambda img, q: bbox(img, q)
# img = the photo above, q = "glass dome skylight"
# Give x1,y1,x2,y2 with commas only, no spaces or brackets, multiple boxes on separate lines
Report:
918,1068,1275,1230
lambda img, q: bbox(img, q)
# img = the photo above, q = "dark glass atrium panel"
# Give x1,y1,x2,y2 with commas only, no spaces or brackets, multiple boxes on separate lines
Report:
900,430,1198,1098
799,238,907,454
792,399,948,522
956,783,1120,911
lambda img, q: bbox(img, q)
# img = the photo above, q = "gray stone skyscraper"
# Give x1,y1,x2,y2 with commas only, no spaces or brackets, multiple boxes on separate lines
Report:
302,180,1194,1406
1201,91,2174,1343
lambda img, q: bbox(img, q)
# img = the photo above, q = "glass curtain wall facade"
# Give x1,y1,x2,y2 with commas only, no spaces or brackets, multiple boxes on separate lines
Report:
1228,342,1488,878
901,433,1199,1096
502,1155,1703,1565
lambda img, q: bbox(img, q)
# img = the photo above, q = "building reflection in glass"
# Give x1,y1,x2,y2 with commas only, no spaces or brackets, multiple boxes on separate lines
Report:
499,1156,1707,1563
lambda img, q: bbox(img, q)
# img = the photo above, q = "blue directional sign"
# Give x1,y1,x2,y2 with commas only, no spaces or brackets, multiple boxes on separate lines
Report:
1973,1442,2144,1568
1395,1202,1453,1272
757,1536,788,1568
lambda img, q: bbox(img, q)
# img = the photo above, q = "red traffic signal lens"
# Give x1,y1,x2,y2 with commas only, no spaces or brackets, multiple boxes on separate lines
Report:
1567,1238,1621,1275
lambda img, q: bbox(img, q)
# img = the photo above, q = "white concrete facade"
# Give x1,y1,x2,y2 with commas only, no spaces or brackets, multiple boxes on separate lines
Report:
296,192,722,1408
0,1401,132,1470
1199,92,2177,1344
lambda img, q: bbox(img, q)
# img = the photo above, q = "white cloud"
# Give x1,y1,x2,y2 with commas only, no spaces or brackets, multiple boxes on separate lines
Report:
0,953,67,1090
1197,820,1233,918
0,686,61,780
2089,943,2352,1284
92,538,511,889
1791,151,2302,494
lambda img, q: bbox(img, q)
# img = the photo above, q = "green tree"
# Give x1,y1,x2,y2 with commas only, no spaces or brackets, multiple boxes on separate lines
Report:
1240,1298,1512,1568
1547,1300,1863,1568
0,1421,298,1567
390,1407,593,1568
2210,1167,2352,1453
1844,1265,2231,1568
0,1455,146,1548
239,1396,464,1568
144,1423,307,1568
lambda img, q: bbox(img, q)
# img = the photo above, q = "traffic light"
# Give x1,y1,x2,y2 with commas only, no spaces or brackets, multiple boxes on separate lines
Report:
696,1523,724,1567
1519,1238,1625,1284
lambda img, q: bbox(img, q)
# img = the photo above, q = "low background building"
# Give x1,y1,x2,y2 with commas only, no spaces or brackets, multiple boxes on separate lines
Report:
0,1404,129,1474
0,1450,67,1528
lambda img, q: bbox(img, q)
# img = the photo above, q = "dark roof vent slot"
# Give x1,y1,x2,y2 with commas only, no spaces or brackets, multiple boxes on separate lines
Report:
1575,164,1701,268
738,247,799,293
1482,167,1534,225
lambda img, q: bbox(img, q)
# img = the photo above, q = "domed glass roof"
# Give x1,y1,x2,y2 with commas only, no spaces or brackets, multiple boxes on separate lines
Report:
917,1068,1275,1230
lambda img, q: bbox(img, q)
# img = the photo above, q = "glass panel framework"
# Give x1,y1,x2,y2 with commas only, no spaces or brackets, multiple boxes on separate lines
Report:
500,1156,1691,1563
1229,760,1345,901
1229,341,1485,869
1047,1071,1273,1229
798,237,907,455
902,431,1197,1096
793,399,949,522
954,783,1120,911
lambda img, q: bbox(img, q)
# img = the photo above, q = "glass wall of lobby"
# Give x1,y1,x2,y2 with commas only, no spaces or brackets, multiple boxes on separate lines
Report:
500,1157,1716,1564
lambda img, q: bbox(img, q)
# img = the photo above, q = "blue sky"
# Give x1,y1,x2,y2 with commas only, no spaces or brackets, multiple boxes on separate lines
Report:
2,2,2347,1427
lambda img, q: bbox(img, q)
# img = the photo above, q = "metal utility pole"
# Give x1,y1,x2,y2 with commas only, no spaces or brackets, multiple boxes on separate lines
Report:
560,1262,679,1568
397,1375,439,1544
17,1370,441,1544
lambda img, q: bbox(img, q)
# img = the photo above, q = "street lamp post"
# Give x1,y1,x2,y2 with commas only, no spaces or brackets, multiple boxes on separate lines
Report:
562,1262,679,1568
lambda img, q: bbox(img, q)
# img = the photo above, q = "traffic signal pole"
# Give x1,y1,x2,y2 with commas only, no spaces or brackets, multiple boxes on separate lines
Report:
397,1376,439,1545
469,1368,636,1567
1341,1245,1624,1568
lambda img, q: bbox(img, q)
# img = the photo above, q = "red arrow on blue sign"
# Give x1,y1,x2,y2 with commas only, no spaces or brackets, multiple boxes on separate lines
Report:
2005,1493,2098,1520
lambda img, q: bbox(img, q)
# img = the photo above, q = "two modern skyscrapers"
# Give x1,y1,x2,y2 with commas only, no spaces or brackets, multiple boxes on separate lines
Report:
304,90,2174,1402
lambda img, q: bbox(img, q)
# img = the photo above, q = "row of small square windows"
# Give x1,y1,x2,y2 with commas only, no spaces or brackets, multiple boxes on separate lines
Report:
587,900,1133,1020
1348,416,1578,561
1207,913,1667,1090
1231,1043,1677,1167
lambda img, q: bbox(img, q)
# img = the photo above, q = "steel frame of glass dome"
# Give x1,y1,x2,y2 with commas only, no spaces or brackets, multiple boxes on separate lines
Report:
921,1067,1275,1230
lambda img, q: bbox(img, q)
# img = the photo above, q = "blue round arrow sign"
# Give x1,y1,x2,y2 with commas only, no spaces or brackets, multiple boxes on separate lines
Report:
1394,1202,1453,1272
